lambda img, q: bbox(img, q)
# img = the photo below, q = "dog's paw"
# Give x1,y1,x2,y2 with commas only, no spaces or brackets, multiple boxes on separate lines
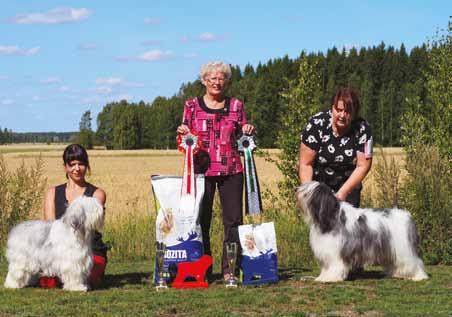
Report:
4,274,24,289
315,275,345,283
4,281,21,289
411,271,429,281
64,284,89,292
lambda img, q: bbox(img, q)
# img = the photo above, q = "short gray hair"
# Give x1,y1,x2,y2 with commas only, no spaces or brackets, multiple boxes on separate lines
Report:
200,61,232,81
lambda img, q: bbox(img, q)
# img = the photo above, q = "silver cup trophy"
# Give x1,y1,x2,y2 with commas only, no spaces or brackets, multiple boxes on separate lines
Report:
225,242,238,288
155,242,168,290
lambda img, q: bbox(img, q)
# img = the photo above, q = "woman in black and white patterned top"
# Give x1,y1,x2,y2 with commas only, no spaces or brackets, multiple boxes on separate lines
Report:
299,87,373,207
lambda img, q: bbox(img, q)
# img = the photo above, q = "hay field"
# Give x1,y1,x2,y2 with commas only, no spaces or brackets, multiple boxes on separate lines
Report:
1,144,405,220
0,144,281,220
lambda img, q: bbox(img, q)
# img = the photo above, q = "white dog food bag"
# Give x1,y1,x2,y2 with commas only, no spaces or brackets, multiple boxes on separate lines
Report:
238,222,279,285
151,175,205,283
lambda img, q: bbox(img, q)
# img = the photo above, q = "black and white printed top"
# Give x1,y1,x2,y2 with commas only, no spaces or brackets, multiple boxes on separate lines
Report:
301,110,372,191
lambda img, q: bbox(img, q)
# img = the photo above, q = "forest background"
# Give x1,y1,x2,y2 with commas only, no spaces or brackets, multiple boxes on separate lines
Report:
0,40,432,149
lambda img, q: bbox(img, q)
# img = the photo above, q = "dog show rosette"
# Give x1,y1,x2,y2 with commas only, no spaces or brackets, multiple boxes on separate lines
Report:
237,135,263,216
176,132,202,217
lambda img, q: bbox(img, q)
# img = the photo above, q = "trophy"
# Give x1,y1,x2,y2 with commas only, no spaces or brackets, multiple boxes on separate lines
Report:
225,242,238,288
155,242,168,290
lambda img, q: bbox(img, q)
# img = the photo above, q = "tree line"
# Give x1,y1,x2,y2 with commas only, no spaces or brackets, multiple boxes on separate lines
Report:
0,41,430,149
0,128,13,144
90,42,429,150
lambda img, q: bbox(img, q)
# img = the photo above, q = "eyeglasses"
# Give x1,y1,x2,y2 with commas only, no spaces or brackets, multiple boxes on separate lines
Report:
206,77,226,83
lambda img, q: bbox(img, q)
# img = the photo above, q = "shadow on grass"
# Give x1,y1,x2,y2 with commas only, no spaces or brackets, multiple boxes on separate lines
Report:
102,272,151,289
278,267,313,281
347,269,387,281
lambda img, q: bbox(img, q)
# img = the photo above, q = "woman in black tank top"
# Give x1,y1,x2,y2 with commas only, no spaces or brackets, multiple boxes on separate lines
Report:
42,144,107,289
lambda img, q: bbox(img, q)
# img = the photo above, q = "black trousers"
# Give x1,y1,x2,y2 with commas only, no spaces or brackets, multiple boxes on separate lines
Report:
200,173,243,274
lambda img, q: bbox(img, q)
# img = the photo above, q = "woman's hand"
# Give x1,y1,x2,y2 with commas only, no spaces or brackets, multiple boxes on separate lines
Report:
335,190,348,202
242,124,255,135
177,124,190,134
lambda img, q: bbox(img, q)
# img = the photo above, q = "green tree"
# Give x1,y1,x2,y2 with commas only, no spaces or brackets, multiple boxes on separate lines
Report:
277,56,322,206
76,110,94,149
400,22,452,264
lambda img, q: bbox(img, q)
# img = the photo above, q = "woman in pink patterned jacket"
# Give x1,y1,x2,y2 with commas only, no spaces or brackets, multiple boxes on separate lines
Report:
177,61,255,281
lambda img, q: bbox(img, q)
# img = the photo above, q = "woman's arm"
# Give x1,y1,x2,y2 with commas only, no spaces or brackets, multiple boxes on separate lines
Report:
238,100,255,135
93,188,107,206
336,152,372,201
43,187,56,220
299,143,317,183
177,99,194,135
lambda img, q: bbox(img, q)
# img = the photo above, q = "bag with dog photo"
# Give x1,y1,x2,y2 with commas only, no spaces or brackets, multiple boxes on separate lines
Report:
238,221,279,285
151,175,205,285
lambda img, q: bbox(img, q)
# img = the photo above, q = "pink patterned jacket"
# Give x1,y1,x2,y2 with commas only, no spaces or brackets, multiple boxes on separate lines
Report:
182,96,247,176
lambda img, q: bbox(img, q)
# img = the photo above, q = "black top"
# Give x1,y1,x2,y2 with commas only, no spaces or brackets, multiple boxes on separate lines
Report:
197,96,231,115
55,183,107,257
301,110,372,192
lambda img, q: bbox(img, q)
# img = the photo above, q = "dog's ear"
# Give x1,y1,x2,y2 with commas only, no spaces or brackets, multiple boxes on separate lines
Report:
310,183,340,233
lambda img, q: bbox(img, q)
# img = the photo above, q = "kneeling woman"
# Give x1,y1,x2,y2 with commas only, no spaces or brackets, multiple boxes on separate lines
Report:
299,87,373,207
42,144,108,289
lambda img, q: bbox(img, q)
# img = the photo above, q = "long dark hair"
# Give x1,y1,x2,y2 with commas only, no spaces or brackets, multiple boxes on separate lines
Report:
63,144,91,173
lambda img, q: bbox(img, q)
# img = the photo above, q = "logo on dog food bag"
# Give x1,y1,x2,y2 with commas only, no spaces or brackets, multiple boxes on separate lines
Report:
165,249,187,260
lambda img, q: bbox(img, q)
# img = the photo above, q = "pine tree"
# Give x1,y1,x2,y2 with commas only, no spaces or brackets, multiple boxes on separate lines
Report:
76,110,94,149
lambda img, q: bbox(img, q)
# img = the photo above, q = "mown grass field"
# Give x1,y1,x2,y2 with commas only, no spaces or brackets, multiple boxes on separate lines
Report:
1,261,451,316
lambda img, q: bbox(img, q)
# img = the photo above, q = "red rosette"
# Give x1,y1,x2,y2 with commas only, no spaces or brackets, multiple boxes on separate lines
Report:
176,131,202,154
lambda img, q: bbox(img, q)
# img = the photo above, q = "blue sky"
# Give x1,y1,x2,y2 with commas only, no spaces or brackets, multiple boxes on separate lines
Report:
0,1,449,132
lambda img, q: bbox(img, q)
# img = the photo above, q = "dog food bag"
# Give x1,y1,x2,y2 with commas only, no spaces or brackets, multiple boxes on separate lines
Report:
238,222,279,285
151,175,205,284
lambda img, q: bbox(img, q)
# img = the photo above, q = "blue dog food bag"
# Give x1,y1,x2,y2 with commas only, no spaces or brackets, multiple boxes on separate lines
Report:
151,175,205,284
239,222,278,285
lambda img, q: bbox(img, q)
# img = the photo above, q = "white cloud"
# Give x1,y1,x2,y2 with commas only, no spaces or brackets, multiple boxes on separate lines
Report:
40,76,61,84
144,17,161,25
0,75,8,80
136,50,173,61
95,77,124,86
0,46,40,56
11,8,92,25
198,32,218,42
180,36,189,43
27,47,41,55
95,86,113,94
1,99,14,105
60,86,71,92
78,43,97,50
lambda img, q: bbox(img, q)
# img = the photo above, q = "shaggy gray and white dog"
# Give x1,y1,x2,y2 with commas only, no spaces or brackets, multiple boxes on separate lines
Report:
4,196,104,291
296,181,428,282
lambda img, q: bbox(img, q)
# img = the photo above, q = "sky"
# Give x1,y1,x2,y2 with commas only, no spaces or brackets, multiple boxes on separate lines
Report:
0,1,450,132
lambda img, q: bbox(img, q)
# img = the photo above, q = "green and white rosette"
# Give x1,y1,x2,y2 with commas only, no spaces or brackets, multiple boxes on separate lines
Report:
238,135,263,216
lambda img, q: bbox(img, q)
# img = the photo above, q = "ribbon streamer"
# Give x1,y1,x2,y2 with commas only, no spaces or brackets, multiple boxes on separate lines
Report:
238,135,263,215
176,132,201,216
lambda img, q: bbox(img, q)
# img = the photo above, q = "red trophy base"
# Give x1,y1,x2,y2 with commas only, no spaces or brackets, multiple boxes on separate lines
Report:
172,255,212,289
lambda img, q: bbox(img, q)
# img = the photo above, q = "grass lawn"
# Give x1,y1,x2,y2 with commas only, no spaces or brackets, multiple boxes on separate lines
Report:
0,261,451,317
